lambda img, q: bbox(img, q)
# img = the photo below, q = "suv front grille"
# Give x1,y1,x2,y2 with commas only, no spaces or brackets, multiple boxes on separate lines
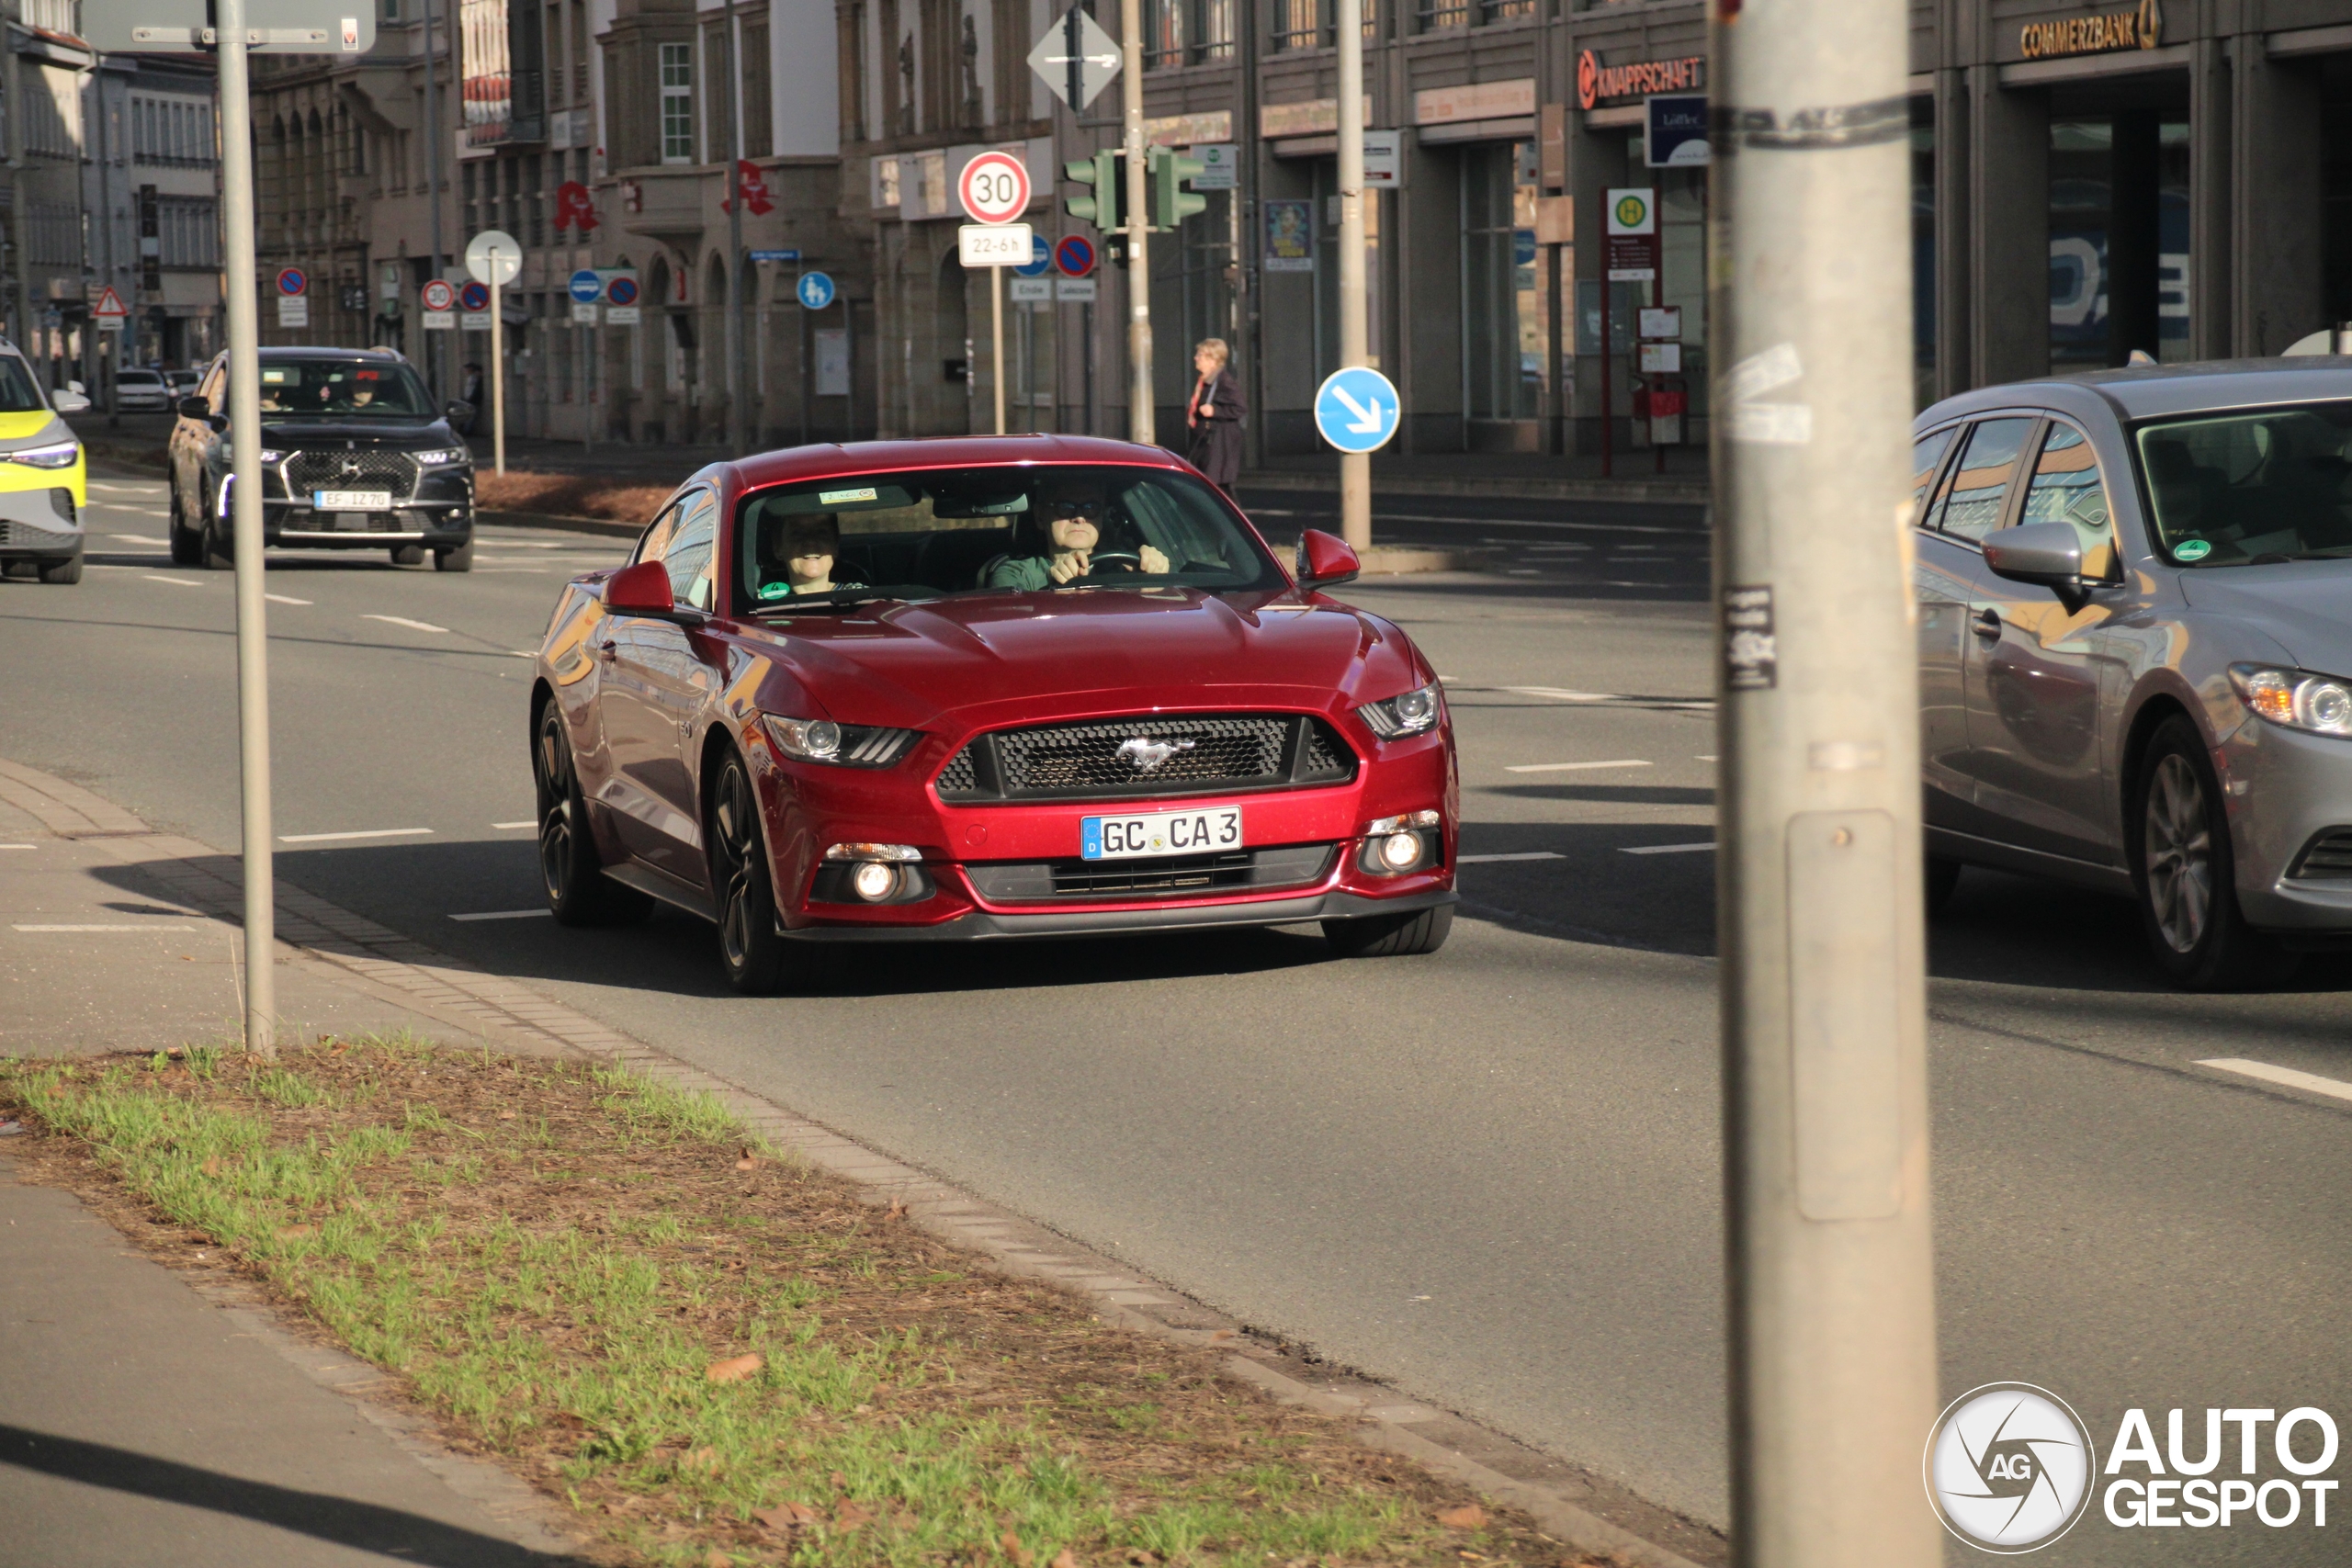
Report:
936,714,1356,802
965,843,1336,903
2288,828,2352,879
285,449,419,502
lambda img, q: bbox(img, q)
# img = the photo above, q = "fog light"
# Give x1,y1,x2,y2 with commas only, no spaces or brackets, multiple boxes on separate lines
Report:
849,861,901,902
1377,831,1424,872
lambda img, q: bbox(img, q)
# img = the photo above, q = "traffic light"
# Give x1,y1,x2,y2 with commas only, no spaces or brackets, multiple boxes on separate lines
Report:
1062,150,1123,231
1149,147,1207,231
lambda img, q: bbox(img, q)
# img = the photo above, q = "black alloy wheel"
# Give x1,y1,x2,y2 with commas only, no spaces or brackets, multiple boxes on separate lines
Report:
1323,901,1453,958
167,483,203,566
2131,716,2295,990
434,538,474,572
534,700,651,927
707,751,792,996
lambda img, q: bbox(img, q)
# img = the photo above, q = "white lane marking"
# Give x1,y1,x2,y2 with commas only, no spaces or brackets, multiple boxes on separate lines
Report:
2197,1058,2352,1105
1502,686,1615,702
1505,570,1544,576
109,533,168,545
278,827,433,843
1458,852,1565,863
449,908,553,922
363,614,450,634
1621,841,1716,855
1506,759,1652,774
87,482,158,493
1696,754,1718,761
143,574,203,587
491,819,536,829
14,922,200,932
1,843,37,850
98,506,169,517
507,650,537,659
265,592,312,605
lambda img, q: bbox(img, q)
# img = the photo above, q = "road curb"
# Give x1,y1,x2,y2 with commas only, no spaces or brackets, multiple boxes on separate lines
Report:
0,754,1724,1568
479,508,643,539
1239,468,1712,507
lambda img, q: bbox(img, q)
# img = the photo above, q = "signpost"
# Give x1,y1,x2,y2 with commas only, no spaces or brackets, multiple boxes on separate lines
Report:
275,265,308,329
1053,235,1096,277
1028,4,1121,113
1600,188,1657,479
420,277,456,330
1333,0,1373,545
795,271,836,311
465,230,520,472
957,152,1033,436
605,272,641,326
92,286,128,333
1313,367,1400,456
568,267,602,324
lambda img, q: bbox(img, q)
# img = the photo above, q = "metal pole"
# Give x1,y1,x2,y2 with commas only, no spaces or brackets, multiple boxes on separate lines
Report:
423,0,446,403
798,301,810,446
1711,0,1938,1561
989,264,1004,434
217,0,277,1059
1600,279,1611,478
724,0,746,457
1334,0,1369,548
1118,0,1151,445
490,266,505,472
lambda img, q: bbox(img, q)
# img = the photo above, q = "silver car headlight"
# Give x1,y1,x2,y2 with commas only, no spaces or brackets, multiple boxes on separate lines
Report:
760,716,922,767
2230,665,2352,738
3,440,79,469
1355,682,1442,739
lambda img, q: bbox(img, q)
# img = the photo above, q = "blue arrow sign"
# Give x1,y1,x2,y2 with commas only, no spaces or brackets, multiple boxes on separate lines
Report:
568,269,603,304
796,271,837,310
1014,235,1052,277
1313,367,1401,454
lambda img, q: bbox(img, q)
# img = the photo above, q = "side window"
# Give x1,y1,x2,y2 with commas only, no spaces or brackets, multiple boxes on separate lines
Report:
632,500,683,568
1909,427,1958,525
1935,418,2037,543
662,490,718,609
2016,421,2118,578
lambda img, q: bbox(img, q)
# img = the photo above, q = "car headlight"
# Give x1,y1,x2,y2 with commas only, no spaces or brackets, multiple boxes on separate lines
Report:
2231,665,2352,738
4,440,79,469
1355,682,1442,739
255,449,286,464
760,716,922,766
412,447,469,466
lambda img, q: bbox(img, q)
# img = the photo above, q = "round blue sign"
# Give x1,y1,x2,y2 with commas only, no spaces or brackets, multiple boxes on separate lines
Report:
1053,235,1096,278
1313,367,1402,455
796,271,837,310
276,266,307,297
568,269,604,304
605,275,639,307
458,280,491,312
1014,235,1052,278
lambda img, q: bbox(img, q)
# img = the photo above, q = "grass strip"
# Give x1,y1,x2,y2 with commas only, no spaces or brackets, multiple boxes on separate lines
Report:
1,1040,1593,1568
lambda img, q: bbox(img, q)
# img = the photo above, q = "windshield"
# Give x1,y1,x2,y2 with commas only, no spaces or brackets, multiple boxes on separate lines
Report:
0,356,45,412
735,465,1283,608
255,360,432,418
2136,402,2352,566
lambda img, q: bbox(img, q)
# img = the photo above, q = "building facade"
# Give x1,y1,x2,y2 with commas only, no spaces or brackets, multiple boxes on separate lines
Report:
85,51,224,374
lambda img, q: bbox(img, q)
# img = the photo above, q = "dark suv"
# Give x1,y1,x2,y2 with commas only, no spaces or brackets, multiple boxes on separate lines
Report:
166,346,476,571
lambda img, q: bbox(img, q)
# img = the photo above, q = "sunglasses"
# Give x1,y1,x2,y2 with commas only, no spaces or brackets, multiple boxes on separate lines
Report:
1047,501,1105,520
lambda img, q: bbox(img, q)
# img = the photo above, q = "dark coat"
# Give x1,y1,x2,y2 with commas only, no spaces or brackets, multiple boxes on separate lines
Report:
1184,367,1246,487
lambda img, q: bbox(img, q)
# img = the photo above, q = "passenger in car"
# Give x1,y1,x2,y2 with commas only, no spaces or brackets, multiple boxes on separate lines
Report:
981,484,1169,589
755,513,865,600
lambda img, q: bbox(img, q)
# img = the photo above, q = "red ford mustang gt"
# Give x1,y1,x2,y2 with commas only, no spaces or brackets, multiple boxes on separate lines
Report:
528,434,1458,993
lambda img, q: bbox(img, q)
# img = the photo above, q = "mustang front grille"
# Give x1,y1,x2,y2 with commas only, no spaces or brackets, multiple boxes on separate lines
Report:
936,714,1356,802
285,449,419,502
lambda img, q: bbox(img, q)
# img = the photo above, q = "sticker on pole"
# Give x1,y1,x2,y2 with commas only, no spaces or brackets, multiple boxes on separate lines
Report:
957,151,1032,226
276,266,308,297
796,272,837,310
1313,367,1401,454
1054,235,1097,278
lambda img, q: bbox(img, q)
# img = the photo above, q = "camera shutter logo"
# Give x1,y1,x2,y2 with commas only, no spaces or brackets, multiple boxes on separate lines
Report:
1924,1383,2097,1552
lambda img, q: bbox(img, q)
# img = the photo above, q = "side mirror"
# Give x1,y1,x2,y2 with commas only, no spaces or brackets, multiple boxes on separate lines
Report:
176,396,211,420
1295,528,1361,591
51,389,90,413
1983,522,2089,612
66,379,85,395
603,558,683,617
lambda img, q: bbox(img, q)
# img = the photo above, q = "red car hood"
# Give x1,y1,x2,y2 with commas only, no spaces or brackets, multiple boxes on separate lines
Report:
732,588,1419,728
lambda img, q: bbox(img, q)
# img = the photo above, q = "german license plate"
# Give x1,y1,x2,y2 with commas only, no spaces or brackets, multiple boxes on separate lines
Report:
1080,807,1242,861
314,489,390,511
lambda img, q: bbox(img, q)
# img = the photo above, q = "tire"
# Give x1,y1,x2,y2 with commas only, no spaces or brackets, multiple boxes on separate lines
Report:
707,750,792,996
533,700,653,928
37,556,81,584
1323,901,1453,957
2130,716,2297,990
1924,854,1963,917
200,519,234,570
434,538,474,572
168,485,203,566
390,544,426,567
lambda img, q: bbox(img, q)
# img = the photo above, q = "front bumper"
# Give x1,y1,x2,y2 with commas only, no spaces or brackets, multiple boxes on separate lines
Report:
218,460,474,548
780,886,1456,942
2218,716,2352,931
0,484,83,561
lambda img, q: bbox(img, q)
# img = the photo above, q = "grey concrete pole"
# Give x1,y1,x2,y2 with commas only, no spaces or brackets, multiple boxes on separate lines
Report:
1710,0,1938,1562
724,0,745,457
990,264,1004,434
423,0,447,403
1118,0,1150,445
490,268,505,471
1333,0,1368,549
216,0,278,1058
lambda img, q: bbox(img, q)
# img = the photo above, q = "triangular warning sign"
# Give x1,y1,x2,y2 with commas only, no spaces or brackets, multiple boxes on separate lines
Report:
93,287,128,318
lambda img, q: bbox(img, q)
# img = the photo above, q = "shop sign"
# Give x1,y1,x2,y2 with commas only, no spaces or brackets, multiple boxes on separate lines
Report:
1144,110,1232,148
1362,130,1401,187
1645,95,1710,167
1260,98,1370,139
1577,50,1705,111
1412,78,1535,127
1264,200,1314,273
1194,143,1240,190
2019,0,2163,58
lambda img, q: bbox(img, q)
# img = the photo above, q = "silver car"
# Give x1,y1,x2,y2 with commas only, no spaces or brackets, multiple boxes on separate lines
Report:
1914,361,2352,988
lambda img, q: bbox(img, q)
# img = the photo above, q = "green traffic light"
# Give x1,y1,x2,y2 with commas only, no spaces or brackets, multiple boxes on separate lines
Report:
1148,147,1208,231
1061,150,1123,231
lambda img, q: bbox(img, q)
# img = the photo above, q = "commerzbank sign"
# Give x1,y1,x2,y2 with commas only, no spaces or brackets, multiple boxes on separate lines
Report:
2019,0,2163,58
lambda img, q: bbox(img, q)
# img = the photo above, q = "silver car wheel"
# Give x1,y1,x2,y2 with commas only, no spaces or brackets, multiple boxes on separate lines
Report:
2143,751,2211,953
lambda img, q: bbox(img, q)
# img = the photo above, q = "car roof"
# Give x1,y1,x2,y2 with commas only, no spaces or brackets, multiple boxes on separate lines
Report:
1923,358,2352,427
249,346,411,365
721,434,1194,490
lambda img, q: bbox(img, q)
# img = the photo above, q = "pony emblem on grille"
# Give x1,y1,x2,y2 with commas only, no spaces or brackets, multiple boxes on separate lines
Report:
1115,737,1196,773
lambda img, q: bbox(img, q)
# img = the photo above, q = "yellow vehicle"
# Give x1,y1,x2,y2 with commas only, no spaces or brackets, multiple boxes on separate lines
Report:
0,340,89,585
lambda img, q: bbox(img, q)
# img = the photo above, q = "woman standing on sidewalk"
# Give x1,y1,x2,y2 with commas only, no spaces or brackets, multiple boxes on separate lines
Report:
1185,339,1245,492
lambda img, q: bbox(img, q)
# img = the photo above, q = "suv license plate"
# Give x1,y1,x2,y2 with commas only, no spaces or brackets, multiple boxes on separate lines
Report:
314,489,391,511
1080,807,1243,861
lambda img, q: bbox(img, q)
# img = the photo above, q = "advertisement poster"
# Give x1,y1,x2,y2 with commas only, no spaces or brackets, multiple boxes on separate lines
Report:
1263,200,1314,273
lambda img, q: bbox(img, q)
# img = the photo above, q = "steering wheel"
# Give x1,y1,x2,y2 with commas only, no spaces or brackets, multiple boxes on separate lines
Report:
1086,550,1144,574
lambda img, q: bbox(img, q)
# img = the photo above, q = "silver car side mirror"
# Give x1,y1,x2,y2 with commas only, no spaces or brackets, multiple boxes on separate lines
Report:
1983,521,2089,612
51,388,90,413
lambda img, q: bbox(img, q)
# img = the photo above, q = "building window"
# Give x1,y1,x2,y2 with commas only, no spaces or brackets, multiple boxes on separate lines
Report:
660,41,695,164
1463,141,1541,423
1272,0,1321,51
1196,0,1234,57
743,19,772,157
1418,0,1467,29
1480,0,1532,19
1145,0,1184,68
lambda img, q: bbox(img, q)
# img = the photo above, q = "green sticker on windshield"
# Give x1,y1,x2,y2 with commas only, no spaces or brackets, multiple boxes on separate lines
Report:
758,581,793,599
818,486,877,505
2172,539,2212,562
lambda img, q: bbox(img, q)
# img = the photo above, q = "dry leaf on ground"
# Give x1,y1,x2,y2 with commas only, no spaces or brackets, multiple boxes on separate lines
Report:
752,1501,820,1531
705,1353,763,1383
835,1499,876,1530
734,1147,759,1170
276,1224,314,1240
1437,1505,1489,1529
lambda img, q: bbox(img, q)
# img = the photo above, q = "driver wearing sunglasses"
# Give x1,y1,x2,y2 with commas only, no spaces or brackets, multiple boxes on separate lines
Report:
982,486,1168,590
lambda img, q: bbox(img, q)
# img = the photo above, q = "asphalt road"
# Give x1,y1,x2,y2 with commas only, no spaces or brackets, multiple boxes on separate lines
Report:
7,470,2351,1563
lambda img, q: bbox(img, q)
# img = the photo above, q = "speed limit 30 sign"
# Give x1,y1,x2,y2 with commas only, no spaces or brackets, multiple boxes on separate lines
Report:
957,151,1032,226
